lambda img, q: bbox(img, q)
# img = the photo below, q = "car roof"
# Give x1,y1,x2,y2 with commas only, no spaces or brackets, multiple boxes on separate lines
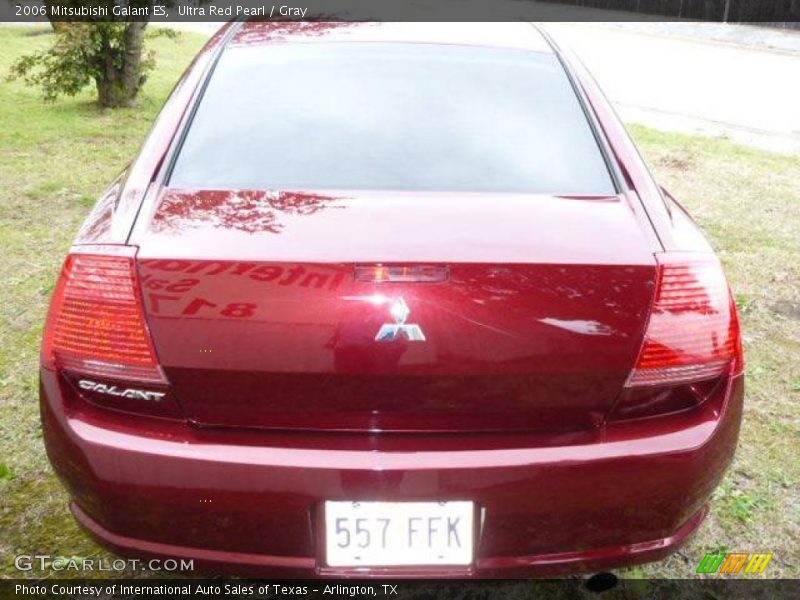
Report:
230,22,554,54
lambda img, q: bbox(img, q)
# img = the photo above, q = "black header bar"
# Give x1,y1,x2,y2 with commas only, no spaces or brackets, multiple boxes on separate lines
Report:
2,0,800,23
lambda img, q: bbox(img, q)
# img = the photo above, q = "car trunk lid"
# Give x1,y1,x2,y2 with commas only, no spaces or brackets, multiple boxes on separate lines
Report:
134,190,658,432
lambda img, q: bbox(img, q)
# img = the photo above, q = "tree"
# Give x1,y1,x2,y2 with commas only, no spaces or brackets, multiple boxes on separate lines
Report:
9,2,167,108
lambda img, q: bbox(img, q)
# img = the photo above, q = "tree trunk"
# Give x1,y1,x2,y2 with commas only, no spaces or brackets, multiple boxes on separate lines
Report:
44,1,64,32
95,21,148,108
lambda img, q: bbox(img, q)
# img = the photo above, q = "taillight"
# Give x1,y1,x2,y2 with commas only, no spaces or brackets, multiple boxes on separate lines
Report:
42,246,165,383
610,253,743,420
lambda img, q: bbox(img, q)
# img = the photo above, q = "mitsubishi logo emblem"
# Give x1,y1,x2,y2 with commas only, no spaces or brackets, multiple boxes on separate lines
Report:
375,297,426,342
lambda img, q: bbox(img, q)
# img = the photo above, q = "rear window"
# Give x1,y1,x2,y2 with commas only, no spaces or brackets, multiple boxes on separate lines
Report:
169,44,615,194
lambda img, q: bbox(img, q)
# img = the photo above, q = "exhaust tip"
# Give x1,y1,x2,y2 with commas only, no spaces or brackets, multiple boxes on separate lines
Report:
585,571,618,593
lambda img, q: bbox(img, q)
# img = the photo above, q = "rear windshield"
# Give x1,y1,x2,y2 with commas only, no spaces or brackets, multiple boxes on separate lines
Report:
169,44,615,194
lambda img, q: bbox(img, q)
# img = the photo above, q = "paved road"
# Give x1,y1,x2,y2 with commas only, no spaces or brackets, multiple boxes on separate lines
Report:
544,23,800,153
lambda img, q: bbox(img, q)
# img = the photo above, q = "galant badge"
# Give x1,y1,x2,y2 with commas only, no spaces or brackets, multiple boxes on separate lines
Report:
375,297,426,342
78,379,166,402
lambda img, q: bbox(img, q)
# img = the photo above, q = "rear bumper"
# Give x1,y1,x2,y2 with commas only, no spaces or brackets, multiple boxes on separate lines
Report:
71,501,707,578
41,370,743,578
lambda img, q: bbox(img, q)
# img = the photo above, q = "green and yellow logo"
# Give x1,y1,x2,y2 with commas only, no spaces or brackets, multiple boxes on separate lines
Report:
696,552,773,574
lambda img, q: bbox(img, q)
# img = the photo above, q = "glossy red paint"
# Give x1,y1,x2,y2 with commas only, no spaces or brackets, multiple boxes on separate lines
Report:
137,189,655,263
133,188,660,433
41,22,745,577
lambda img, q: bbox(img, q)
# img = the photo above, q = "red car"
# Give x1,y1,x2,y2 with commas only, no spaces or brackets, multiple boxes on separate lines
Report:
40,22,743,577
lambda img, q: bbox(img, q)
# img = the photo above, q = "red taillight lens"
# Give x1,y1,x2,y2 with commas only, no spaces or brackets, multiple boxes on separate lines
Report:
42,246,165,384
628,255,741,386
611,253,743,420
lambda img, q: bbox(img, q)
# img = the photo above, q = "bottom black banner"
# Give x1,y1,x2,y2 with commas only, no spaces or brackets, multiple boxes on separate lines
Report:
1,579,799,600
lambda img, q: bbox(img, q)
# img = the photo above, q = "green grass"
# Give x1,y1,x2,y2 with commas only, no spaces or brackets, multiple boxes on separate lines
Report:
0,26,209,580
618,129,800,579
0,26,798,581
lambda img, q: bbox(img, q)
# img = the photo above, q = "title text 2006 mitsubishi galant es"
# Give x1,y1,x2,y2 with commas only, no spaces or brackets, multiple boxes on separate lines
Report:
40,22,744,577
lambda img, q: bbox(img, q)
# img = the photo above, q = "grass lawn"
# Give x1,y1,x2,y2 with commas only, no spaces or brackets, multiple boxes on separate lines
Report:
0,26,797,583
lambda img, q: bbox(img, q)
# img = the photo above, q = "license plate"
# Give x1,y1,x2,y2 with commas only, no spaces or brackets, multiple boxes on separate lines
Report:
324,501,474,567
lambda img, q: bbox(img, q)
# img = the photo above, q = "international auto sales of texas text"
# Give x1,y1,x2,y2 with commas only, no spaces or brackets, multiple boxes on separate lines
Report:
14,583,387,598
